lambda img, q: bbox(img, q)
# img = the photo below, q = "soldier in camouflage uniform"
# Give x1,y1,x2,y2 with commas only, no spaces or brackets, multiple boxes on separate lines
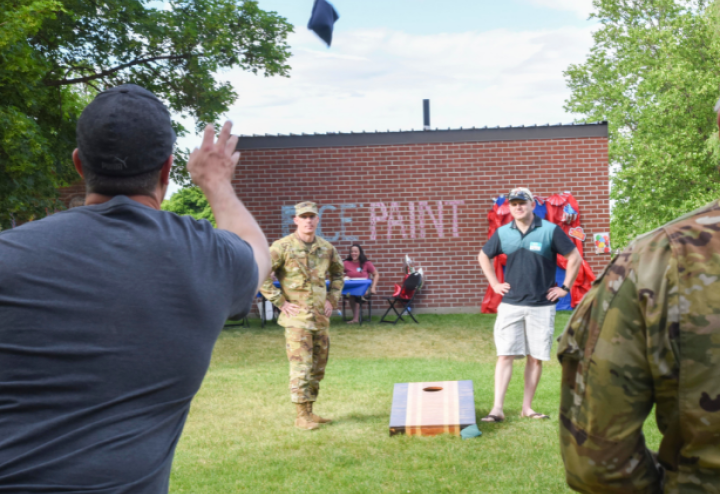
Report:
557,197,720,492
260,201,344,430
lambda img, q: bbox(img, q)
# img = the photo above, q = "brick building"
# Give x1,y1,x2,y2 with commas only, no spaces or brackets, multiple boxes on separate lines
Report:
58,181,86,209
234,122,610,314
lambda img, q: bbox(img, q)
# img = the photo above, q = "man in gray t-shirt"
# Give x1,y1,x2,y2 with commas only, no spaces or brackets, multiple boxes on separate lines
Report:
0,85,271,493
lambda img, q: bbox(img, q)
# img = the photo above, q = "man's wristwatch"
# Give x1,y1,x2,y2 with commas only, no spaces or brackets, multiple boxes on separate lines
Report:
560,285,570,293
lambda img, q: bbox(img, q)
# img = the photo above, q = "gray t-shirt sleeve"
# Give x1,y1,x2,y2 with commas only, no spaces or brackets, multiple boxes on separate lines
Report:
212,229,259,319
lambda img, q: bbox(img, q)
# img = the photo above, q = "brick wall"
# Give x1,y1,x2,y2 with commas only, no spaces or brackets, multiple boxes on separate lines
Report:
58,181,86,208
56,126,610,314
234,130,610,314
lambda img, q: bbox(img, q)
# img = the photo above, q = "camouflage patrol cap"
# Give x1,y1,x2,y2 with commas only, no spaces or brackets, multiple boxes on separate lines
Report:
295,201,319,216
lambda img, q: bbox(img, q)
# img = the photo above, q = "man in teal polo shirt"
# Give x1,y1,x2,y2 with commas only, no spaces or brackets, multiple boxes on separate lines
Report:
478,187,581,422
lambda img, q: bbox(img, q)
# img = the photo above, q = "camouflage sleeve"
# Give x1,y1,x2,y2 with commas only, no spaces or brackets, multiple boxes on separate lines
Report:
259,242,286,308
326,245,345,309
557,236,672,493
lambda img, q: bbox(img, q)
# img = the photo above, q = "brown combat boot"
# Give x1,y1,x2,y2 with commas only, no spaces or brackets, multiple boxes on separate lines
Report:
294,403,319,430
306,402,332,424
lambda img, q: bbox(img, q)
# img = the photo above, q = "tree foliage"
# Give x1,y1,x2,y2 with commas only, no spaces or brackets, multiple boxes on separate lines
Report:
161,187,215,226
565,0,720,246
1,1,84,228
0,0,292,229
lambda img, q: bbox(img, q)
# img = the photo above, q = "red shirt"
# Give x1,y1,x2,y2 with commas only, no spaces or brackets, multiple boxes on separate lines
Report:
343,260,376,279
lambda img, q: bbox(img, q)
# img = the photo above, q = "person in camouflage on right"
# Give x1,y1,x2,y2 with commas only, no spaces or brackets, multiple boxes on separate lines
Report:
557,106,720,492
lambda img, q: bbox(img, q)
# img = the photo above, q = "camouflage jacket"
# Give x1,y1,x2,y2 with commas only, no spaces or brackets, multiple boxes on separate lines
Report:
557,200,720,494
260,234,344,329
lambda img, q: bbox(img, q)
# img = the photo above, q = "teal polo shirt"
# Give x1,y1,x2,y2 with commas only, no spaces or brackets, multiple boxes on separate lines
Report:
482,214,576,307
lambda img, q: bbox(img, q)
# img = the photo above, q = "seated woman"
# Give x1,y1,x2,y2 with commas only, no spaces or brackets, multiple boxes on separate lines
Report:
343,244,380,324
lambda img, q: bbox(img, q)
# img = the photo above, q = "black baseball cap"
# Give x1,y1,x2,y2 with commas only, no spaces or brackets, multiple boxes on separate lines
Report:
76,84,176,176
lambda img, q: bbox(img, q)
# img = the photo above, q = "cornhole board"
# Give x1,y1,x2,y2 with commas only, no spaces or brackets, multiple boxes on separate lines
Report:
389,380,476,436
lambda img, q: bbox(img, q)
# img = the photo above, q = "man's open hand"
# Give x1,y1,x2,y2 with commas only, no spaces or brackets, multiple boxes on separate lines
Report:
187,121,239,192
546,287,568,302
324,300,333,318
281,302,300,317
491,282,511,295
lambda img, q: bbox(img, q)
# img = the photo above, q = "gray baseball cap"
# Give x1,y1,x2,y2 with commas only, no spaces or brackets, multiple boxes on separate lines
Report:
508,187,534,202
76,84,176,176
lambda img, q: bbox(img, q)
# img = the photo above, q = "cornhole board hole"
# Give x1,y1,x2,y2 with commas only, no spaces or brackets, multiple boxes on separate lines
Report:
389,380,476,436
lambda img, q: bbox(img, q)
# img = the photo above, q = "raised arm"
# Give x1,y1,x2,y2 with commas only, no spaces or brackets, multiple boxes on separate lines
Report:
188,122,271,292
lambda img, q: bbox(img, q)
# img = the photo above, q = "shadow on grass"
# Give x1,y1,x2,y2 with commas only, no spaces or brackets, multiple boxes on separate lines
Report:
335,412,390,424
473,408,507,438
332,409,508,440
473,407,552,436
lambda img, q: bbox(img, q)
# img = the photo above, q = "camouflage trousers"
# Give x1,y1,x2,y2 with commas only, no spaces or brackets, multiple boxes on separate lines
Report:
285,326,330,403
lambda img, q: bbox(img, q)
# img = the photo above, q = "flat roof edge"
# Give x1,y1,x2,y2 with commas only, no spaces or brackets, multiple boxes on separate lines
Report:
237,122,608,150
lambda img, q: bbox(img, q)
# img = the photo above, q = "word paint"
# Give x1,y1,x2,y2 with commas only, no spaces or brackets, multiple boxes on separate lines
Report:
370,201,465,240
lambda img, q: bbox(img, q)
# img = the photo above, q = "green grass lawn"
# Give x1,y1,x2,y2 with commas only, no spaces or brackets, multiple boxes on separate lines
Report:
169,313,662,493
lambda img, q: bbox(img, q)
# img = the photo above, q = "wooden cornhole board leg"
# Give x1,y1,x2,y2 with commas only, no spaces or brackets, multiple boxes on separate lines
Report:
389,380,476,436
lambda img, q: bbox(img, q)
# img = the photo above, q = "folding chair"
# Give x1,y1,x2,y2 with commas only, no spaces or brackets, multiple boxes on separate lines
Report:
342,293,373,324
223,316,249,329
380,272,422,324
259,296,278,328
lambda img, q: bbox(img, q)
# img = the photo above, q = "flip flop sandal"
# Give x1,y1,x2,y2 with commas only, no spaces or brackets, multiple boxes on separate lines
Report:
521,413,550,420
480,414,504,423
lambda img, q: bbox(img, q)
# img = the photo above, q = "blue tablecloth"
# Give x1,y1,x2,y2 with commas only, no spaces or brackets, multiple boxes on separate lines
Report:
339,279,372,296
267,279,371,297
255,279,372,323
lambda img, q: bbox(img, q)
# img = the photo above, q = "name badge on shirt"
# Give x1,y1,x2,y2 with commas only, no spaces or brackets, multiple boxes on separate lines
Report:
529,242,542,252
357,267,362,272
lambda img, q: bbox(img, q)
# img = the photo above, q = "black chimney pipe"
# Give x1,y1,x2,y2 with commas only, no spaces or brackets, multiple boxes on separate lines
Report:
423,99,430,131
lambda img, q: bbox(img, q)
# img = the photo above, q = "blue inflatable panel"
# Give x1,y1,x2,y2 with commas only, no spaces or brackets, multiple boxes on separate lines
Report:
555,267,572,311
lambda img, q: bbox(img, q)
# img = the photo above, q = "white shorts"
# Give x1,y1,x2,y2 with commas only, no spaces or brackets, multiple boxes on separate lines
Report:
493,303,556,361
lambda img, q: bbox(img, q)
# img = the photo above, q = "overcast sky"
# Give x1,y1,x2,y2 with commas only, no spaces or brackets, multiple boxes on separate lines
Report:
170,0,597,194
